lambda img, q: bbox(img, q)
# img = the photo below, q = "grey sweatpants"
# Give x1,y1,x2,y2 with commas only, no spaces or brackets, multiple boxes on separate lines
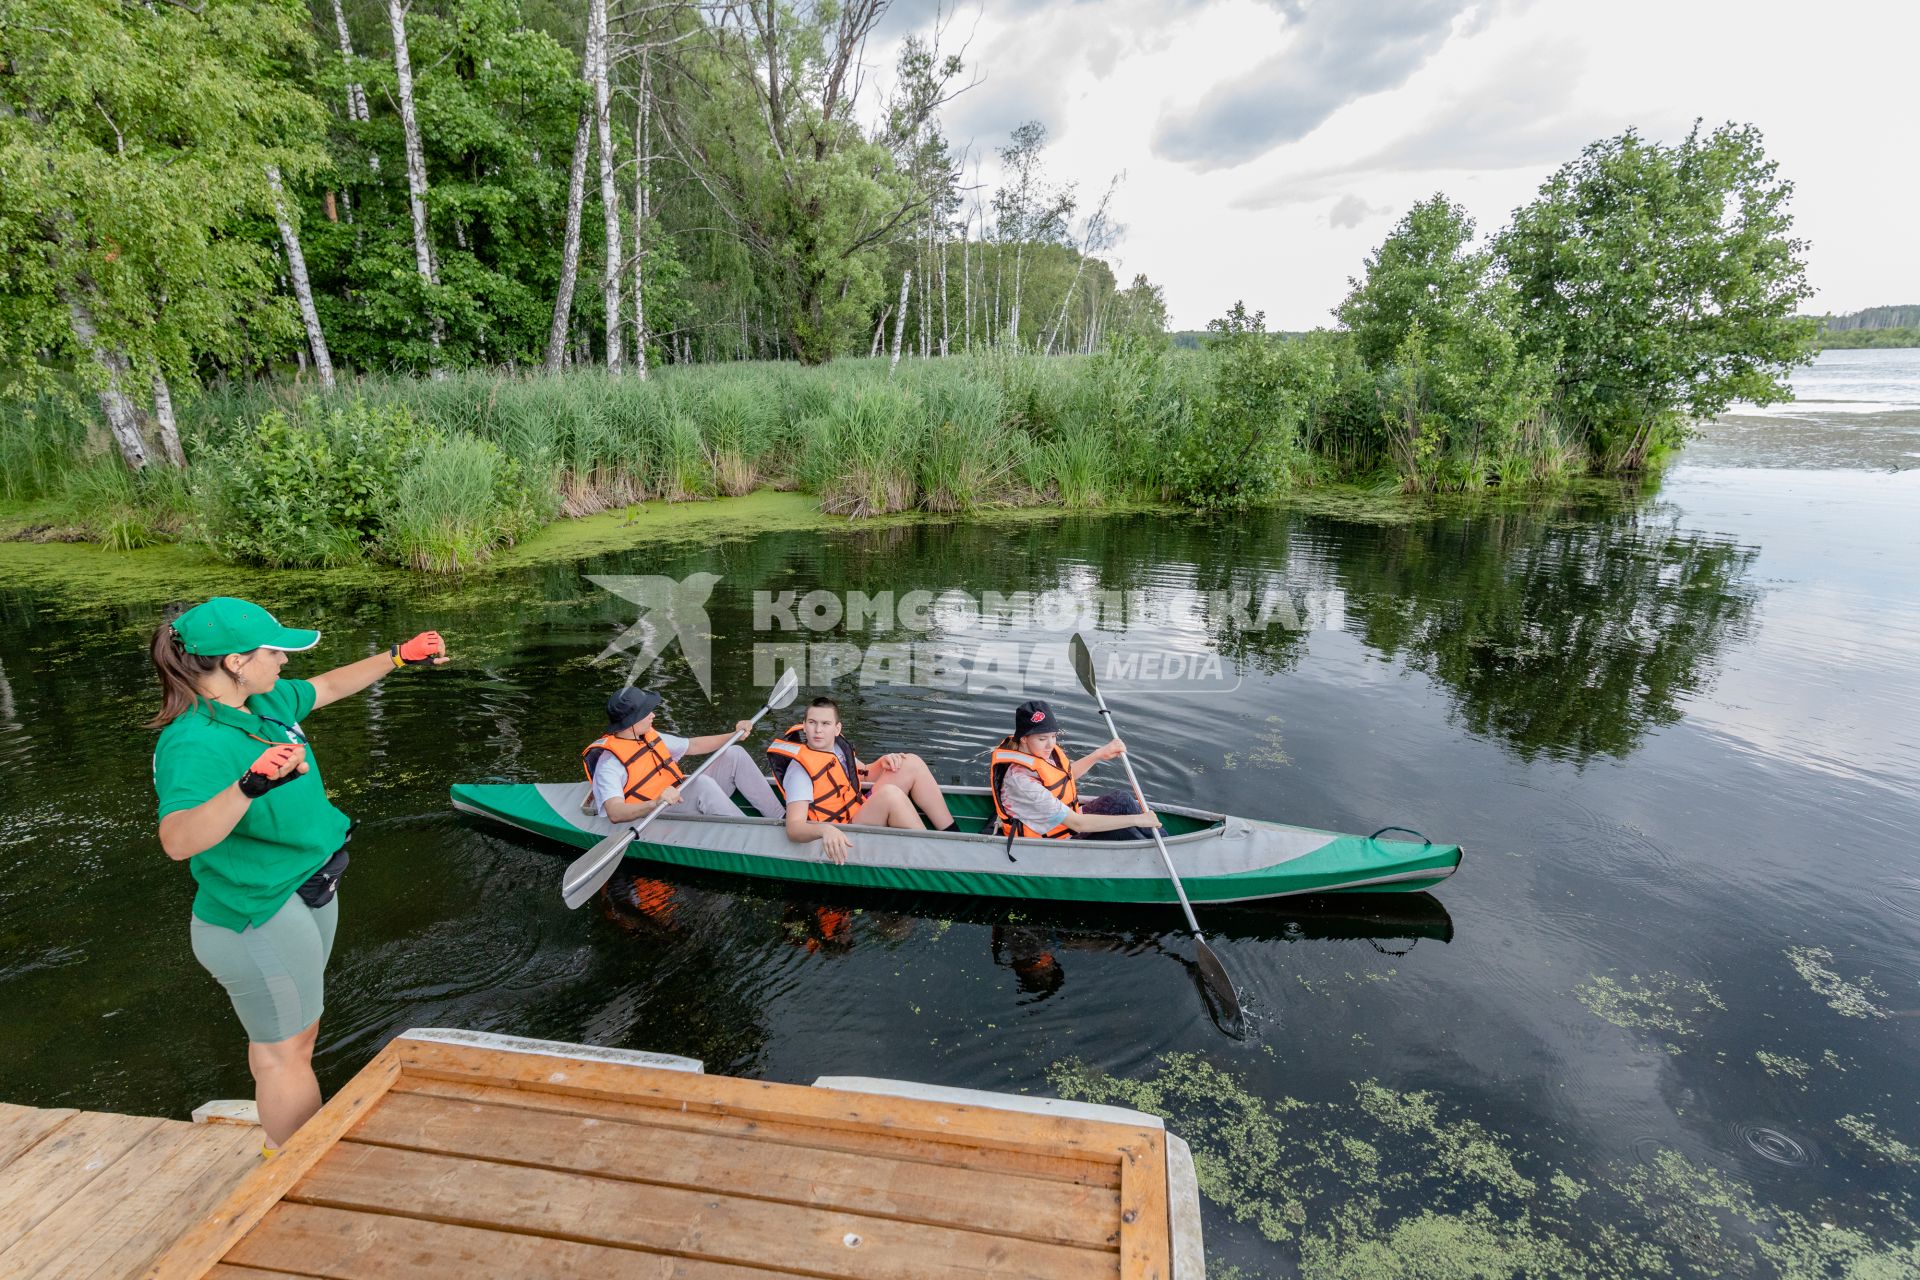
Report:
663,744,785,819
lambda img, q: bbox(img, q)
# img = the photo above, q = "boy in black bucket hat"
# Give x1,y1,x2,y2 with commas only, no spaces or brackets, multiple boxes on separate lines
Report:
583,687,785,823
987,700,1160,841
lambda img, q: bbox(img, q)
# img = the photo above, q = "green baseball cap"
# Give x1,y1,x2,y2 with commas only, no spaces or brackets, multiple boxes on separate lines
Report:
171,597,320,656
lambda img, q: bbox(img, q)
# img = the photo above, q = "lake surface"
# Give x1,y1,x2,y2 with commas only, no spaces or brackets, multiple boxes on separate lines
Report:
3,350,1917,1276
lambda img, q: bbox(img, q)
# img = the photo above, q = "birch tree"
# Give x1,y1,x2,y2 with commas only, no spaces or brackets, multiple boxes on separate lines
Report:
889,268,910,376
326,0,370,123
386,0,443,361
1044,173,1121,356
267,165,336,387
631,50,652,378
544,107,593,372
992,121,1073,347
589,0,623,371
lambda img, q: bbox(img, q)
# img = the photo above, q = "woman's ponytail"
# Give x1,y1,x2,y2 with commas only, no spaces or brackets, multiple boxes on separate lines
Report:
147,615,222,728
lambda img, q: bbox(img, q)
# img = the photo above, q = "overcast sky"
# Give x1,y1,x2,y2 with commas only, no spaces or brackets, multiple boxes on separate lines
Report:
872,0,1920,330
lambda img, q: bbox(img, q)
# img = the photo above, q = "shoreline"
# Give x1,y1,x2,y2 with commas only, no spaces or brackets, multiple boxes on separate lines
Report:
0,478,1648,606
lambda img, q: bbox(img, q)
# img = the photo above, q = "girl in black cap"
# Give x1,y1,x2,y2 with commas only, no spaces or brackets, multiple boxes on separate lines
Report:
988,700,1160,841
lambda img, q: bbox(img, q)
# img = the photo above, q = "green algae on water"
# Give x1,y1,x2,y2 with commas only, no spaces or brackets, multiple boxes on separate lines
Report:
1575,971,1725,1045
1838,1115,1919,1166
1221,715,1291,770
1755,1051,1812,1086
1785,945,1891,1019
1048,1051,1920,1279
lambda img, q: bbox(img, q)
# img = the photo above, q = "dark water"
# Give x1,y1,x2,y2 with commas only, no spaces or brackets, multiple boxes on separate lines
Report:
3,356,1918,1275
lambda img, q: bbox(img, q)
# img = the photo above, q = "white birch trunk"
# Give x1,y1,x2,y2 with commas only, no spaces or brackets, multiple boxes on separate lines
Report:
590,0,623,372
1009,241,1025,348
870,308,889,358
938,226,950,357
631,51,649,378
544,108,592,373
888,269,911,377
387,0,443,361
328,0,370,122
150,370,186,468
64,292,149,469
266,164,336,389
961,213,970,352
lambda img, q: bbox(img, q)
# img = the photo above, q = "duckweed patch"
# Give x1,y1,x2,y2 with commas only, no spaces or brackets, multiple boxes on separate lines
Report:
1222,716,1291,770
1785,946,1890,1019
1838,1115,1918,1166
1575,971,1725,1043
1756,1051,1812,1085
1048,1052,1920,1279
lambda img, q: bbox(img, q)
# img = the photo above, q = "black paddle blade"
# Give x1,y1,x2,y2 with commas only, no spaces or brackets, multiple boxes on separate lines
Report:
1192,939,1248,1038
1069,633,1098,698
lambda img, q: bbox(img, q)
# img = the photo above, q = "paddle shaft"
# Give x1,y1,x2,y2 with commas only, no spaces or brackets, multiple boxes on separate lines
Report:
1088,699,1209,942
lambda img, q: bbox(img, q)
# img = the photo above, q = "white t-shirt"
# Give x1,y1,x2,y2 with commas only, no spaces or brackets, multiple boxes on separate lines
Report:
780,742,858,811
591,733,689,816
1000,765,1075,832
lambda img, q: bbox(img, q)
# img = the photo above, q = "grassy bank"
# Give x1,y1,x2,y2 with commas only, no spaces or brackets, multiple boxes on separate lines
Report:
1,346,1611,573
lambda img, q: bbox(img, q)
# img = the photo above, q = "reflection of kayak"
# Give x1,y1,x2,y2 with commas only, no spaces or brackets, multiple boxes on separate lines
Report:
451,781,1462,905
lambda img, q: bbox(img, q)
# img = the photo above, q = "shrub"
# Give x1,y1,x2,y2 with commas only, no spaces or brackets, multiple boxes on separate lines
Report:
1164,304,1304,509
197,401,414,567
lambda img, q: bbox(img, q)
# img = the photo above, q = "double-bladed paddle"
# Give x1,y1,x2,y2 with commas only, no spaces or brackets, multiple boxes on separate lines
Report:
1069,633,1247,1036
561,668,800,909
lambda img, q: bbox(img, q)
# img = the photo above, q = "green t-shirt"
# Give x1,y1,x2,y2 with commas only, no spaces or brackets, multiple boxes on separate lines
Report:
152,678,353,930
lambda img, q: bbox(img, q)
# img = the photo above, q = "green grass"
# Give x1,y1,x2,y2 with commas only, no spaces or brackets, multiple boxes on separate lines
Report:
0,348,1610,571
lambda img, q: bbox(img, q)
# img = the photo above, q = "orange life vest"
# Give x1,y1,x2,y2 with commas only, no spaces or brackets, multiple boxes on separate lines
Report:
766,725,862,824
582,730,684,805
988,736,1080,839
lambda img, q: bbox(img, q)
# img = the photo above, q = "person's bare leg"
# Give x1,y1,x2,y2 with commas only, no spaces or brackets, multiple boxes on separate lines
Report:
861,787,926,830
249,1018,322,1147
866,753,954,828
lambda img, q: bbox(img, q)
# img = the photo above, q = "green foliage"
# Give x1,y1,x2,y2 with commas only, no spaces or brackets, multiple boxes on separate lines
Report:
1813,326,1920,350
383,433,540,571
1164,304,1304,509
1338,197,1553,492
1498,123,1818,469
199,402,416,566
0,0,328,396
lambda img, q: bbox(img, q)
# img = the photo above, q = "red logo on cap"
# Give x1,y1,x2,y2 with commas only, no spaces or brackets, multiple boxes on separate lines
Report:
1033,711,1045,721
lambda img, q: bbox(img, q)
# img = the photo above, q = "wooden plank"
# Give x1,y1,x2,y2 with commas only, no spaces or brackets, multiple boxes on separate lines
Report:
396,1039,1148,1164
207,1267,324,1280
1115,1131,1171,1280
394,1075,1121,1187
291,1141,1118,1280
0,1121,202,1279
0,1106,78,1174
78,1124,264,1280
354,1090,1120,1250
0,1112,166,1254
143,1045,404,1280
228,1202,806,1280
392,1078,1120,1189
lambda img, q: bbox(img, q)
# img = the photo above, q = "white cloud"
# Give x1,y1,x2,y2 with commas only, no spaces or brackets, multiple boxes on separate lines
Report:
876,0,1920,328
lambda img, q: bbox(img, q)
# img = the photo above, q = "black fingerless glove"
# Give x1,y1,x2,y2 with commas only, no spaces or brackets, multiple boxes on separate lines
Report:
238,767,300,799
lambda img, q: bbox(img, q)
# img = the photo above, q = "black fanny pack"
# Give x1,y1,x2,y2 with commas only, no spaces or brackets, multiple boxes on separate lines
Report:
297,844,351,909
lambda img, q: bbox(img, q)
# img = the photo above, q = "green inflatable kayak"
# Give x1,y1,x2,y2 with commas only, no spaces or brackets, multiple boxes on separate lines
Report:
451,781,1463,906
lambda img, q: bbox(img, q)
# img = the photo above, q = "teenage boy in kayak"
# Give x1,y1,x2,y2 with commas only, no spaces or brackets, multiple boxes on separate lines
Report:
769,696,957,864
989,700,1160,841
585,687,786,822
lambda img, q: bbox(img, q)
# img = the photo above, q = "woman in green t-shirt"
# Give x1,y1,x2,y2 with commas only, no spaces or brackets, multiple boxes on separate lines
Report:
148,596,447,1150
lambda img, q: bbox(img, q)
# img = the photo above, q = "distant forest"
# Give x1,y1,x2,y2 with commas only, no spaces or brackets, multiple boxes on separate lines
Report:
1812,305,1920,348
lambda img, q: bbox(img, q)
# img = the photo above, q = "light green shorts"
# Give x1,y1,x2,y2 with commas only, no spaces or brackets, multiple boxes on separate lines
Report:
190,892,339,1044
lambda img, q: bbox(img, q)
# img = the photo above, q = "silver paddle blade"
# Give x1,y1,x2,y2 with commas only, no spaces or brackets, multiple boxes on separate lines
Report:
1069,633,1098,698
1193,939,1248,1038
561,826,639,910
767,667,801,711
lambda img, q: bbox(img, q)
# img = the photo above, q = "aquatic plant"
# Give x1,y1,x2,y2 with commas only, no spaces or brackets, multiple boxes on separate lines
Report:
1784,946,1891,1019
1575,972,1726,1048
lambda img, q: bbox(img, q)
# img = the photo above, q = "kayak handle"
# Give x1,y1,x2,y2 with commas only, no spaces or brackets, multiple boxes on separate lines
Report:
1367,826,1431,847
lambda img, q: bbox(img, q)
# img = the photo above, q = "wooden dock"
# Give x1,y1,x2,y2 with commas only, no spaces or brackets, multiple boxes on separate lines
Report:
3,1029,1201,1279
